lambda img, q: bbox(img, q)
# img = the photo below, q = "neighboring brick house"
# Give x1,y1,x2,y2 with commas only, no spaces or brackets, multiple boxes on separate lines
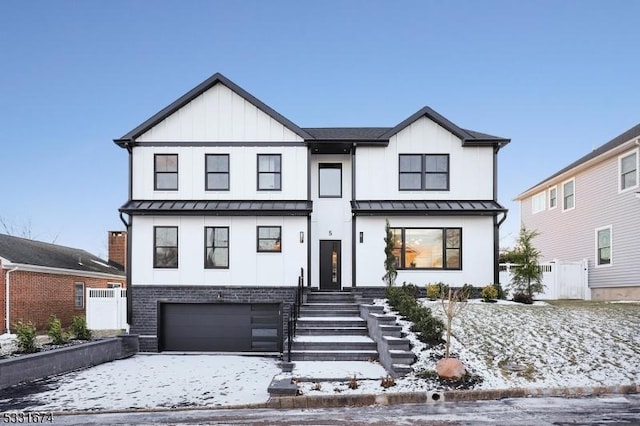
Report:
115,72,510,352
0,232,126,332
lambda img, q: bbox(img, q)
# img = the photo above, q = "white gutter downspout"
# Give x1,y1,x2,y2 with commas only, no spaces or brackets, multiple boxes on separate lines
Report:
5,266,18,334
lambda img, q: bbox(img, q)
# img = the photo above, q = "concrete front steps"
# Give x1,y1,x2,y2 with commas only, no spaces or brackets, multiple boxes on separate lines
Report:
290,291,379,362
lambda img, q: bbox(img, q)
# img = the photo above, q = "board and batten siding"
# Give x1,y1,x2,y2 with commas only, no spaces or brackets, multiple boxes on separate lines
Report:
520,148,640,290
131,215,307,287
356,116,494,200
136,83,304,142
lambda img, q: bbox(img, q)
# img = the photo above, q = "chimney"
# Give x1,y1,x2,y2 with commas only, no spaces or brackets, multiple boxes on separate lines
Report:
108,231,127,270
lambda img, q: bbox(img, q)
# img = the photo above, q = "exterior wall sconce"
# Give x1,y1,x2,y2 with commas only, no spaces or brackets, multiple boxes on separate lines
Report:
359,232,364,243
300,232,304,243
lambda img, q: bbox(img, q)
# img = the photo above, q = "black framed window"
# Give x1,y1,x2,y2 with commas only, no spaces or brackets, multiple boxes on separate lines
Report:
205,154,229,191
319,163,342,197
154,226,178,268
74,282,84,308
257,154,281,190
390,227,462,270
257,226,281,252
399,154,449,190
205,227,229,268
154,154,178,190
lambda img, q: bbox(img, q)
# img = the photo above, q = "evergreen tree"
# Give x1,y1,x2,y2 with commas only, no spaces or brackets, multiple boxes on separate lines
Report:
382,219,397,287
510,225,544,302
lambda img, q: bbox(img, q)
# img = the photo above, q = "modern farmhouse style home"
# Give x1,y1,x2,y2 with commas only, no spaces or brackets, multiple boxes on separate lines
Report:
115,73,510,352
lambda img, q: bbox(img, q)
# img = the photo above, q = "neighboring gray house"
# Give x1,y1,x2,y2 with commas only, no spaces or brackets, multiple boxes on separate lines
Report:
515,123,640,300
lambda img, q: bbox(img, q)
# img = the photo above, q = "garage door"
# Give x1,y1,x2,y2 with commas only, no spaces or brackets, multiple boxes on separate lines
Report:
159,303,281,352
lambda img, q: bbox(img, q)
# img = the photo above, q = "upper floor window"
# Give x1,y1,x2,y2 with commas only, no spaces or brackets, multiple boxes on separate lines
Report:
206,154,230,191
619,151,638,191
399,154,449,191
205,227,229,268
390,227,461,270
548,186,557,209
154,226,178,268
154,154,178,190
532,192,546,214
257,226,281,252
74,282,84,309
595,226,612,266
562,179,575,211
319,164,342,198
257,154,281,191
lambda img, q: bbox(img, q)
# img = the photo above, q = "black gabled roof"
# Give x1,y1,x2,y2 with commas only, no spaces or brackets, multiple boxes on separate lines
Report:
0,234,125,276
115,73,312,145
519,122,640,196
120,200,313,216
351,200,506,216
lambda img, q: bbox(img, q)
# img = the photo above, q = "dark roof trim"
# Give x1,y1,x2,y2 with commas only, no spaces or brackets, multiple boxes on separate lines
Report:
351,199,507,216
121,141,307,148
519,122,640,196
120,200,313,216
115,73,312,146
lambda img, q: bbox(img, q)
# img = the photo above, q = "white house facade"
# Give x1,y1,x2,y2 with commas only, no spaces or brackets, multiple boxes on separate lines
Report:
515,123,640,301
116,73,510,352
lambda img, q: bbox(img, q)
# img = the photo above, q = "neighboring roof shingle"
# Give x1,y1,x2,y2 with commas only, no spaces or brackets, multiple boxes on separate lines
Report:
0,234,124,276
351,200,506,216
120,200,313,216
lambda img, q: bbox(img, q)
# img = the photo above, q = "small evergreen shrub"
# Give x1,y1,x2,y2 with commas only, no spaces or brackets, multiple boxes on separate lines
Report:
460,283,475,301
386,283,444,345
493,282,506,300
14,320,37,354
512,292,534,304
426,283,440,300
481,284,498,302
47,315,69,345
71,315,92,340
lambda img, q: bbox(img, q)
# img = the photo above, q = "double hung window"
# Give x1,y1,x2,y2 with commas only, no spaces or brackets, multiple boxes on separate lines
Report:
154,154,178,190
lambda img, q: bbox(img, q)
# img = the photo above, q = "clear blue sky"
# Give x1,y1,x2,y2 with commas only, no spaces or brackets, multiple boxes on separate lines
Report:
1,0,638,258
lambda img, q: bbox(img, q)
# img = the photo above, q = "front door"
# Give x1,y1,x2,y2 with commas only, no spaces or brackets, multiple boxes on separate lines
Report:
319,240,341,290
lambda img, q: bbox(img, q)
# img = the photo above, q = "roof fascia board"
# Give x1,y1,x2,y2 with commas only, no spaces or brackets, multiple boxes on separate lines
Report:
115,73,312,145
0,261,125,280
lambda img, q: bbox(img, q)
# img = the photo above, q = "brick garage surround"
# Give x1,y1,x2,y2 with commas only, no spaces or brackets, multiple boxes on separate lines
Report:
0,269,125,331
131,285,298,352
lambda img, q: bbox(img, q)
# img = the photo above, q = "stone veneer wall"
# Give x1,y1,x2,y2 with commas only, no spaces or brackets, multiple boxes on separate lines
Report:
131,286,298,352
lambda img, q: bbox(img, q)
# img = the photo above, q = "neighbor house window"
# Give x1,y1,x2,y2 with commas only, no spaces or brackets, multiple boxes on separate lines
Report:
205,154,229,190
257,154,281,190
562,179,575,211
390,227,461,270
74,282,84,308
399,154,449,191
319,164,342,197
154,226,178,268
619,151,638,191
205,227,229,268
532,192,546,214
548,186,557,209
596,226,612,266
154,154,178,190
257,226,281,252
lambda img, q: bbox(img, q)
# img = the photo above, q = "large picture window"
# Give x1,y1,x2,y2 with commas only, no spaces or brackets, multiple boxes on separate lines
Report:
319,164,342,197
596,226,612,266
205,227,229,268
205,154,229,191
154,226,178,268
154,154,178,190
257,226,281,252
257,154,281,190
399,154,449,191
390,227,461,270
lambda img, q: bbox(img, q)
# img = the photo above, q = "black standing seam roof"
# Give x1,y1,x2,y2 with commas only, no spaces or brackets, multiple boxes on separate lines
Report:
120,200,313,216
351,200,507,216
0,233,125,276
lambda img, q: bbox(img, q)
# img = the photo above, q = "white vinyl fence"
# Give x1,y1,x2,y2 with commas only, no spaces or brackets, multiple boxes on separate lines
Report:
86,288,128,330
499,259,589,300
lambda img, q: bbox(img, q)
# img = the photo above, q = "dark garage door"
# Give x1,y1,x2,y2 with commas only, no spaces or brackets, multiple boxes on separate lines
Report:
160,303,281,352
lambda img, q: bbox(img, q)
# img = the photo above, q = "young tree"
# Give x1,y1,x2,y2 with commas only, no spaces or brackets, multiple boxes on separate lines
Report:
440,288,468,358
510,226,544,302
382,219,397,287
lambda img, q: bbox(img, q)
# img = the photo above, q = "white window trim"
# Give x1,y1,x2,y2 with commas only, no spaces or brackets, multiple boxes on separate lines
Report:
531,192,546,214
75,282,85,309
548,185,558,210
562,177,576,212
618,148,639,194
594,225,613,268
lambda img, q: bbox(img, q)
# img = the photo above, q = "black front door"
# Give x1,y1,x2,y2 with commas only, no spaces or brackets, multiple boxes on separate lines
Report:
320,240,341,290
